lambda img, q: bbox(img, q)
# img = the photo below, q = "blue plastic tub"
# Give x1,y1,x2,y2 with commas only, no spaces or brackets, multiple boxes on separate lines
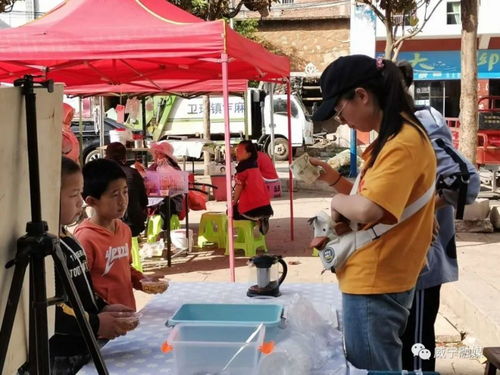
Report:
166,303,284,333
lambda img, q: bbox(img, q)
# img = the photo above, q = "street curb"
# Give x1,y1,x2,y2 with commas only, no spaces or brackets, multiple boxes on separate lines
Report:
441,275,500,347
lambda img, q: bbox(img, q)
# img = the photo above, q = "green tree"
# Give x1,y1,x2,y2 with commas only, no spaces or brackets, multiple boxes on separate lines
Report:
167,0,263,174
169,0,272,20
357,0,443,60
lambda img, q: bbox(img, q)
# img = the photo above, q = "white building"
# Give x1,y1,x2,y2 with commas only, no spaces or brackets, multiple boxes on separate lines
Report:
0,0,61,28
375,0,500,116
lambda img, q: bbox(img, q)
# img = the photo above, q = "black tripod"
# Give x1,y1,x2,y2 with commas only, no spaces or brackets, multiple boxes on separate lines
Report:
0,76,108,374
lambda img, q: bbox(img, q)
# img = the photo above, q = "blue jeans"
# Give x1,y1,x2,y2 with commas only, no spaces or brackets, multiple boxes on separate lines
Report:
342,288,415,371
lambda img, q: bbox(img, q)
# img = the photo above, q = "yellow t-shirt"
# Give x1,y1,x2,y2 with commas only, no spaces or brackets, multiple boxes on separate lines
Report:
337,122,436,294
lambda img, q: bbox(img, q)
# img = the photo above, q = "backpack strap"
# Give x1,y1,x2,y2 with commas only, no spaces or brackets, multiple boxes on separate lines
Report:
321,181,435,272
433,138,470,219
350,180,436,250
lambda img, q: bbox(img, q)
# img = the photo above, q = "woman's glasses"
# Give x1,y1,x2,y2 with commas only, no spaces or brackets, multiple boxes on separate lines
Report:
333,101,348,123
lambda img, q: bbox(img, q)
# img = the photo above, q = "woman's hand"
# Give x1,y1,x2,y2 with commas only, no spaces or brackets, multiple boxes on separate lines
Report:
308,157,338,184
331,205,352,235
330,206,343,223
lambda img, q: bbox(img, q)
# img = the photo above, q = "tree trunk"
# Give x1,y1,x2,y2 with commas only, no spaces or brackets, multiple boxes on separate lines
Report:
384,6,394,59
459,0,478,163
203,95,211,175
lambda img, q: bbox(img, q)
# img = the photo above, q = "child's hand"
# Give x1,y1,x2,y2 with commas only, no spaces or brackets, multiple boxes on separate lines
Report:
102,304,134,313
140,278,169,294
97,311,138,339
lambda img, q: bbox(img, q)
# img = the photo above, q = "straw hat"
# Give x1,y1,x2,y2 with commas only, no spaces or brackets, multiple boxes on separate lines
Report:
150,140,174,158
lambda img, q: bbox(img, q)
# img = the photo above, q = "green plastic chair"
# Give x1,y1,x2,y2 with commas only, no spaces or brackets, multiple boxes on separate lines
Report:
225,220,267,257
146,214,180,243
131,236,143,272
197,212,227,248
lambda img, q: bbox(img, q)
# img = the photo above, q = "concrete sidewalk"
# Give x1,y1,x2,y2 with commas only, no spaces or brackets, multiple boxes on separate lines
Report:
134,181,500,374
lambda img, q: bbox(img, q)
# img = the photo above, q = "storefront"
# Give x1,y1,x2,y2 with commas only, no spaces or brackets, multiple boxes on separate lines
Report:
397,49,500,117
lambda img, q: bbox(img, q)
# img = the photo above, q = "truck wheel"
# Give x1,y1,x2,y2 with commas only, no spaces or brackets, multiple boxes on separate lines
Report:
268,138,289,161
84,149,102,164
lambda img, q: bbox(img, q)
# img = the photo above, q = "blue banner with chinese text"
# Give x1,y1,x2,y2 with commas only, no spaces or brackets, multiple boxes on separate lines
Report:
385,50,500,80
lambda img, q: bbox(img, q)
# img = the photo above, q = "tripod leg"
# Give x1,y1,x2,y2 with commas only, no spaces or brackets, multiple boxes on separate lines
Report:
52,245,108,375
0,256,30,373
30,254,50,375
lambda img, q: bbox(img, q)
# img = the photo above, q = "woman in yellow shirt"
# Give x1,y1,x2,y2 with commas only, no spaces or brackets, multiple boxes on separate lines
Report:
311,55,436,371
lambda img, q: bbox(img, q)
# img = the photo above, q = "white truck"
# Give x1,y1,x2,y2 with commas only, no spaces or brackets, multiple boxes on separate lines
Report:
151,88,314,160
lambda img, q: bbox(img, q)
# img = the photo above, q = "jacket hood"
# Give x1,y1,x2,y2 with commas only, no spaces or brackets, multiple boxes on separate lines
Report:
74,219,116,238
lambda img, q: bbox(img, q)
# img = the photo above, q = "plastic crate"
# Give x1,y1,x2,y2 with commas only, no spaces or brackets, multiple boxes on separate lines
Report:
165,323,266,375
145,169,189,196
167,303,284,329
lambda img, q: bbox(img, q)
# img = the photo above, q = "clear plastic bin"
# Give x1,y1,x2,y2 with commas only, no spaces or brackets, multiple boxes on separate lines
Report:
145,169,189,196
165,323,266,375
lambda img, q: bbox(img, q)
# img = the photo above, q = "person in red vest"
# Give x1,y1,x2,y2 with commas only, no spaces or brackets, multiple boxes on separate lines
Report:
256,150,279,180
232,141,273,234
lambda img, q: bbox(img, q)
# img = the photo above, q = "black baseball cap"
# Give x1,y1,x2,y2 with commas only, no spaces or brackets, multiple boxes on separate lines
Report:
312,55,383,122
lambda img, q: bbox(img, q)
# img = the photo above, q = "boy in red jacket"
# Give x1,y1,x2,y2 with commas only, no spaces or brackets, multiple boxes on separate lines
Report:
75,159,166,311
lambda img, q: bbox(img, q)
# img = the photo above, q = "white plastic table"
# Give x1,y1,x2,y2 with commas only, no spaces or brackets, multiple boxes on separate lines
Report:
79,281,366,375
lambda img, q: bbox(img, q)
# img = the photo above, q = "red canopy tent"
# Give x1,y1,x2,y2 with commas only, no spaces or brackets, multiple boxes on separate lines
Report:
0,0,295,281
0,0,289,85
64,79,249,96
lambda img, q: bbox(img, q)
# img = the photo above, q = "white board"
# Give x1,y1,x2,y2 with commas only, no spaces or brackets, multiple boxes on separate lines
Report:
0,84,62,374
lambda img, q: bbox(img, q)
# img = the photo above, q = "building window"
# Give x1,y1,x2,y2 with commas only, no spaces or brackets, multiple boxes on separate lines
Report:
274,99,298,118
392,10,416,27
446,1,461,25
279,0,294,4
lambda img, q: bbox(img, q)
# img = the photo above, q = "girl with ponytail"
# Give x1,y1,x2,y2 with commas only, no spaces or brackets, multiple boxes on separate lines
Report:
310,55,437,371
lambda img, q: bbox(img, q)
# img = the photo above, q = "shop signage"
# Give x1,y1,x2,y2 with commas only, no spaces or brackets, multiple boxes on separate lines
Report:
393,50,500,80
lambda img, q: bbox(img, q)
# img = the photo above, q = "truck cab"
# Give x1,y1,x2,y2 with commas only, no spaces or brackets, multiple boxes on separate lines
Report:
155,88,314,161
261,93,314,160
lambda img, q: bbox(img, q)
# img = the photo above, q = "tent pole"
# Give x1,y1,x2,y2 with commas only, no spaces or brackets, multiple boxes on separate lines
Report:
141,96,147,137
269,83,275,163
141,96,149,165
99,96,105,157
78,97,84,165
222,53,235,282
286,79,294,240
